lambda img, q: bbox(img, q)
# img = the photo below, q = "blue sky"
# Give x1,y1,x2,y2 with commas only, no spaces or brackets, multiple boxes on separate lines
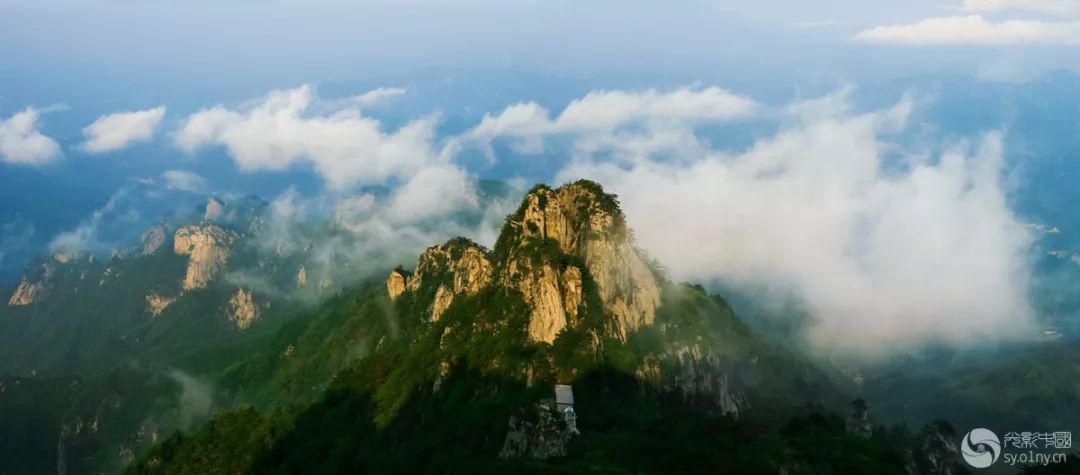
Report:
3,0,1080,355
4,0,1080,99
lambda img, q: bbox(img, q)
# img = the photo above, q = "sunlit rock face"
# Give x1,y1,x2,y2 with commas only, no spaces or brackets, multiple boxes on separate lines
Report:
501,255,583,344
226,288,259,330
387,181,662,344
145,292,176,317
7,253,97,306
173,224,237,292
386,269,408,300
7,264,53,306
501,182,661,342
387,240,493,321
4,255,75,306
296,265,307,289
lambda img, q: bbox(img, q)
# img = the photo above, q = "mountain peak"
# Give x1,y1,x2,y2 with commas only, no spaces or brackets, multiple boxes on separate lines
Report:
388,238,493,321
495,180,628,260
389,180,660,343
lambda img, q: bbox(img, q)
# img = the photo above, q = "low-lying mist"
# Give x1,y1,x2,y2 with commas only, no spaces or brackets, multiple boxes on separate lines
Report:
551,92,1038,360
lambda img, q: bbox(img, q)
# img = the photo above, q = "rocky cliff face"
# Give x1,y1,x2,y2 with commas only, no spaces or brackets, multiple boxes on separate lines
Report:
386,181,662,344
6,255,70,306
907,421,964,475
173,224,237,292
636,344,749,416
7,265,53,306
388,239,493,321
386,269,408,300
498,403,575,460
502,183,660,341
145,293,175,317
226,289,259,330
504,261,582,343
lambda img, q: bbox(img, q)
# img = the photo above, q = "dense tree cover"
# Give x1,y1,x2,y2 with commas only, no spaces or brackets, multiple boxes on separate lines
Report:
126,363,913,474
0,365,198,473
866,341,1080,432
122,251,911,474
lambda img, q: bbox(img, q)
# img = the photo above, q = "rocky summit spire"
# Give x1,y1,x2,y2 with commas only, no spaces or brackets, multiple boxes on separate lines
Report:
389,238,493,321
388,180,661,344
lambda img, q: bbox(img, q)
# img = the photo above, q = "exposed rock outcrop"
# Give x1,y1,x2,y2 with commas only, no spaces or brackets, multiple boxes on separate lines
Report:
297,266,307,289
500,182,660,342
52,252,76,264
388,239,493,321
386,181,662,344
8,278,50,306
386,269,408,300
8,262,54,306
226,289,259,330
145,293,176,317
502,258,583,343
907,420,963,475
638,344,749,417
98,266,117,287
138,224,170,256
498,403,575,460
173,224,237,292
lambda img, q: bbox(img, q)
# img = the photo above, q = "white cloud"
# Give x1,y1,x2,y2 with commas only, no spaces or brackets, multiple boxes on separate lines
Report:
175,85,439,189
0,108,61,165
242,169,503,296
47,182,205,255
553,90,1036,358
960,0,1080,16
161,169,208,193
854,14,1080,45
386,165,477,223
81,106,166,153
467,86,757,154
352,87,407,107
557,86,757,129
183,83,495,294
49,188,130,253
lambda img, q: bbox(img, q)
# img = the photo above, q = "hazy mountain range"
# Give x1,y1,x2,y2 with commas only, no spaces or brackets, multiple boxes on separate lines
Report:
1,180,1075,473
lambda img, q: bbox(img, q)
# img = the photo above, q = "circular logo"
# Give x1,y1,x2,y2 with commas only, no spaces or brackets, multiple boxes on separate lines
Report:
961,428,1002,469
